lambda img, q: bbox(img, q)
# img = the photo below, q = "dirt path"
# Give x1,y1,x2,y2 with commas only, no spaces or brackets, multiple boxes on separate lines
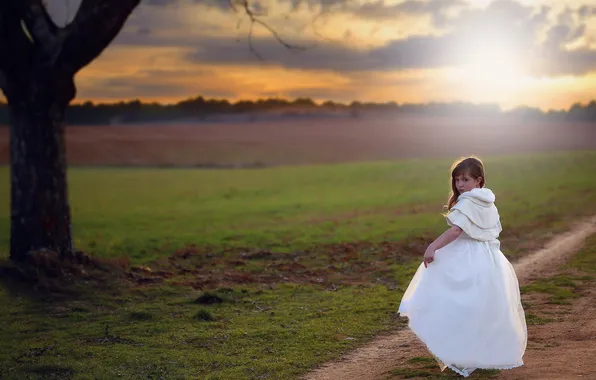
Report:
303,216,596,380
496,286,596,380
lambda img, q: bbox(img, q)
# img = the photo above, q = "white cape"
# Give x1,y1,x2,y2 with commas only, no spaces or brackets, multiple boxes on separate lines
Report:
398,188,527,377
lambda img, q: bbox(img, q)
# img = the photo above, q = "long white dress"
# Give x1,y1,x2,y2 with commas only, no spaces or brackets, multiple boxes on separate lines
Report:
398,188,527,377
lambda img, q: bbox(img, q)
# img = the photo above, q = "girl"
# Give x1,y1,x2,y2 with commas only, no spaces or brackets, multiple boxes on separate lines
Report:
398,156,527,377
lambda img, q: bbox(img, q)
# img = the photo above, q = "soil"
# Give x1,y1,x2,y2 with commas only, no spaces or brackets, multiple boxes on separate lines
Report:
1,115,596,167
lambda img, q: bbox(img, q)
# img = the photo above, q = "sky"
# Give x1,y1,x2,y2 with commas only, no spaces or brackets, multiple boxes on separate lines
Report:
36,0,596,110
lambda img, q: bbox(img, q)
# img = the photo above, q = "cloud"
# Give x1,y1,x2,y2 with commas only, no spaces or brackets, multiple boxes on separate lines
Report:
578,5,596,19
143,0,273,14
144,0,233,10
194,0,237,12
186,38,375,71
185,34,459,72
354,0,466,27
282,87,354,100
110,0,596,77
78,68,238,101
183,32,485,74
279,0,352,13
181,3,596,77
49,0,589,82
531,46,596,77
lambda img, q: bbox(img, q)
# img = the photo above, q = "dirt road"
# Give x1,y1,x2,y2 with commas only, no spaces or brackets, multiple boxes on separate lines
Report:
304,216,596,380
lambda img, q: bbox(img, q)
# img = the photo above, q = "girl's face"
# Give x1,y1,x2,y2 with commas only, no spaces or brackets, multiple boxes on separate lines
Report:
454,172,482,195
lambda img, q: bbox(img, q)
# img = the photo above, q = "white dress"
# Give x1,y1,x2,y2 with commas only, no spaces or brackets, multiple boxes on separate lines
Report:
398,188,527,377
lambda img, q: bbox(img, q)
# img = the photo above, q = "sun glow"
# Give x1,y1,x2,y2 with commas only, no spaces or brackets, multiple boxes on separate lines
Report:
462,48,525,88
468,0,493,7
444,29,530,102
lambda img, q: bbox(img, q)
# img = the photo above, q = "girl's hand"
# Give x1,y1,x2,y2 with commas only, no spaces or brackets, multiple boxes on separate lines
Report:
423,249,435,268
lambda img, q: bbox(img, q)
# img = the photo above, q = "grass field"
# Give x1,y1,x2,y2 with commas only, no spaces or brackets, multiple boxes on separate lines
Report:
1,150,596,379
2,151,596,262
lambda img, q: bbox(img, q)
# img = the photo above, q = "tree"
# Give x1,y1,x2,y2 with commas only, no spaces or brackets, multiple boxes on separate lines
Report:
0,0,141,263
0,0,305,267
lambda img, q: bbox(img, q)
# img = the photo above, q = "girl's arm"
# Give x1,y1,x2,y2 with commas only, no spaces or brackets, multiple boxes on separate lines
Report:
423,225,463,267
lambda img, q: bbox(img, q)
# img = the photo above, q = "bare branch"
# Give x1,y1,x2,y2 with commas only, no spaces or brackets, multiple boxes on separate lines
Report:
252,17,307,51
236,0,312,60
58,0,141,74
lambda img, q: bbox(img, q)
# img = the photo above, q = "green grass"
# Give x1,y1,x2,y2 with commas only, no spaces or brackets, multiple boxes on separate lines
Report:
522,234,596,306
525,313,555,325
1,151,596,379
1,151,596,262
0,283,404,379
566,234,596,274
521,276,581,304
71,150,596,262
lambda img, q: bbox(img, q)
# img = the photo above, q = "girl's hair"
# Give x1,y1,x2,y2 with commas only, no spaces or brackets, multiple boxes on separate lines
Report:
444,156,486,212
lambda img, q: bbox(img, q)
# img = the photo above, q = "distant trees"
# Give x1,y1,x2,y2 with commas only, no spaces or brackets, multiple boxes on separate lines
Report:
4,96,596,126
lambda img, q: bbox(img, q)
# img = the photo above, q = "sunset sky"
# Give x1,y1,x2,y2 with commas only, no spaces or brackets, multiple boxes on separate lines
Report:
40,0,596,110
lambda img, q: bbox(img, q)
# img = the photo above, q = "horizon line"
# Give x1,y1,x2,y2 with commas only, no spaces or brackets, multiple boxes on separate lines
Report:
1,95,592,113
51,96,596,113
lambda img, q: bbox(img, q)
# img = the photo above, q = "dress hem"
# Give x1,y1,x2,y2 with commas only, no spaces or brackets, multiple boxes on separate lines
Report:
446,362,524,378
399,312,525,378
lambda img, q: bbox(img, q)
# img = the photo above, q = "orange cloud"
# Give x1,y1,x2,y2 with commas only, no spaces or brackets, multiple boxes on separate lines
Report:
4,0,596,112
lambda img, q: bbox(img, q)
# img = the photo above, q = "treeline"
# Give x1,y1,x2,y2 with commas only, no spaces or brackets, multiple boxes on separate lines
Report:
1,96,596,125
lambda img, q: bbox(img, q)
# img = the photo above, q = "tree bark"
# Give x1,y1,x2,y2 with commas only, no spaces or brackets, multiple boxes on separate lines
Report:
6,73,76,262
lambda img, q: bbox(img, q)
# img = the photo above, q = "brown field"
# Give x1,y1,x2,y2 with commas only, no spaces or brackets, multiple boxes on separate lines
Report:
1,114,596,166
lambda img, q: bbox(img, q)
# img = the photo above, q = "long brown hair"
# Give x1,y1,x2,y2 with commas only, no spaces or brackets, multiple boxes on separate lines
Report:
444,156,486,213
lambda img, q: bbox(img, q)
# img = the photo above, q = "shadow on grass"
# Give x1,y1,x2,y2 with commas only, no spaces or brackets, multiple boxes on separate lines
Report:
0,250,135,302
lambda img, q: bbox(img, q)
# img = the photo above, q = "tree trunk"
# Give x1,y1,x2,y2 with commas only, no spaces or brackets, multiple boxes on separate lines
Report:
0,0,143,265
7,74,76,262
